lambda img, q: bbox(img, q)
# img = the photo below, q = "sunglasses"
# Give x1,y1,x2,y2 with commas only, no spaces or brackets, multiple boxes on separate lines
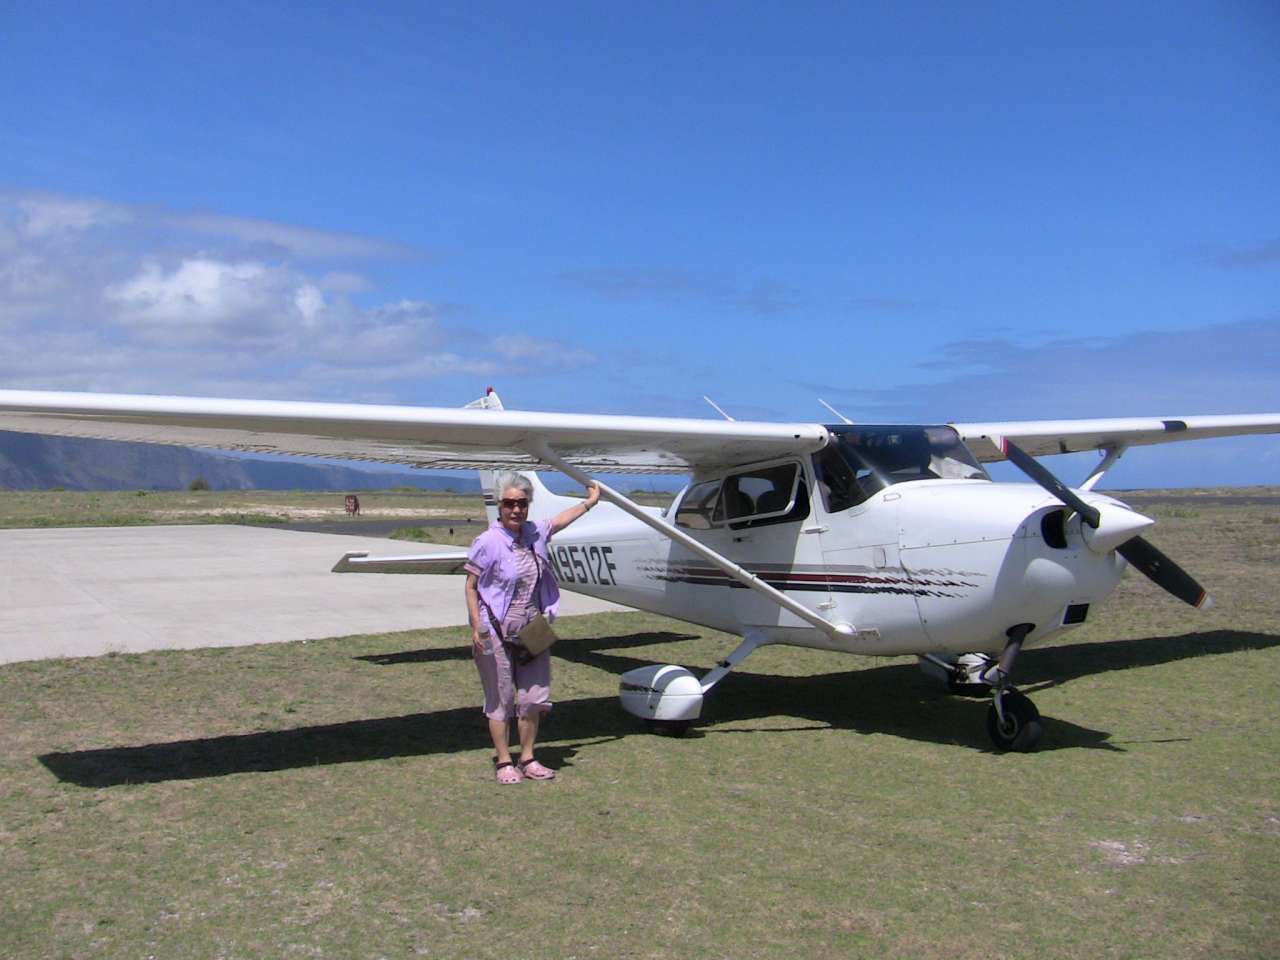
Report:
499,497,529,509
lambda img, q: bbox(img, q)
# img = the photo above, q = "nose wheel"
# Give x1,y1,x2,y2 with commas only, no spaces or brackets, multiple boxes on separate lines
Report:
986,688,1042,752
982,624,1044,752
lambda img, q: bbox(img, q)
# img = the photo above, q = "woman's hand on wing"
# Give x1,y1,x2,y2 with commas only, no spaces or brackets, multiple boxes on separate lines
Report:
550,482,601,533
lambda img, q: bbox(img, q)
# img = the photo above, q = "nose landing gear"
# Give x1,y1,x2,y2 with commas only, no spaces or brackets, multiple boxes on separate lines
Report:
987,688,1042,751
982,623,1043,752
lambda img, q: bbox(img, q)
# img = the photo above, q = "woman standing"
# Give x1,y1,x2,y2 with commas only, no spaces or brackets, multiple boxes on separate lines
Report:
464,472,600,783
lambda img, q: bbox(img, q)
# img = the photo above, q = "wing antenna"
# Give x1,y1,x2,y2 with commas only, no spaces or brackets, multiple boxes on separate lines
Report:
818,398,853,424
702,396,735,421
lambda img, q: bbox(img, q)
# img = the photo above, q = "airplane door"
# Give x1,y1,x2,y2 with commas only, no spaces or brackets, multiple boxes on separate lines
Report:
664,478,737,634
812,452,930,652
718,461,829,631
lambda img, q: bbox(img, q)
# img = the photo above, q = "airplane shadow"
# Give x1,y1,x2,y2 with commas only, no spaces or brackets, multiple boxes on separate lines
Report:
38,628,1279,787
1015,629,1280,686
353,631,698,665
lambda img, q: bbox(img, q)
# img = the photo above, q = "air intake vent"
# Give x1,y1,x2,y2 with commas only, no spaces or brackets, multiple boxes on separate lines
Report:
1063,603,1089,625
1041,509,1069,549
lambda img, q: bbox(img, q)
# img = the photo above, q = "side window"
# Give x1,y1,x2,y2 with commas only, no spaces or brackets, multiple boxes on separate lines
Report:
674,479,722,530
812,445,863,512
674,464,810,530
724,463,809,529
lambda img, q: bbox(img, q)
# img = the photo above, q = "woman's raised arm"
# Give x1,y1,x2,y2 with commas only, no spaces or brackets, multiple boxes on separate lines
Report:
549,481,600,535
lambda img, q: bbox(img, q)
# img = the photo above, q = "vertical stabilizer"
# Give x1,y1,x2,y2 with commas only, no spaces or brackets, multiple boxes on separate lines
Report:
478,470,501,525
467,388,506,525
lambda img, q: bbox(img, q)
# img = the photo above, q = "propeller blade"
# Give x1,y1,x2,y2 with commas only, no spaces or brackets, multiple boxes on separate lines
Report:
998,437,1101,528
996,435,1211,606
1117,536,1214,609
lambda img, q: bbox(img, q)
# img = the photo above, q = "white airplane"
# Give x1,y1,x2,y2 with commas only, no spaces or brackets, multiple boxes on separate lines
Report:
1,386,1277,751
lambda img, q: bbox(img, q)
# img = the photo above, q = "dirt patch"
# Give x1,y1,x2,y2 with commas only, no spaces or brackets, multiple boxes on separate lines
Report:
1090,839,1198,867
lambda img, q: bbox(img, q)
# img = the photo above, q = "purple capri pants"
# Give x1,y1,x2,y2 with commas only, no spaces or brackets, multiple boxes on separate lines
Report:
474,609,551,721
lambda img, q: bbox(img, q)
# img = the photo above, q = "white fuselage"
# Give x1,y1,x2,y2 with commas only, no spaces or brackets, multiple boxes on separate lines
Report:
542,477,1128,658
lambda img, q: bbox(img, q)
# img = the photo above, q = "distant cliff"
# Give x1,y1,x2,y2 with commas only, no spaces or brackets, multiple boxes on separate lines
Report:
0,431,477,492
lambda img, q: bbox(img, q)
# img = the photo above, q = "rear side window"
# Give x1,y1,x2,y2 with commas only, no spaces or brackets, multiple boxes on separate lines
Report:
674,463,810,530
724,463,809,529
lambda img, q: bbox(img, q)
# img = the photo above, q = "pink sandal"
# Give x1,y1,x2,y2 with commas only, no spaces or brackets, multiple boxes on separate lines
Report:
494,760,522,785
517,758,556,781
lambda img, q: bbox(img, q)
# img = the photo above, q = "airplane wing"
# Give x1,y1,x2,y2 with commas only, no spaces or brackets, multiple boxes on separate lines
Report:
952,414,1280,462
3,389,1277,473
0,389,828,475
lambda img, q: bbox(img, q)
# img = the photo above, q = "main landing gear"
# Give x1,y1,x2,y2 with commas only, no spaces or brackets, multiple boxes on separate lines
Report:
645,719,692,738
618,632,768,736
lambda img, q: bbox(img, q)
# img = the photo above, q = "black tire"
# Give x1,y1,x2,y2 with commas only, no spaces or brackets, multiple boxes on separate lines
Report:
986,689,1043,752
645,719,692,738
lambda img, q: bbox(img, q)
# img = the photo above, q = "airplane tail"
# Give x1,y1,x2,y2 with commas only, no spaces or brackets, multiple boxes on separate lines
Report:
466,388,579,525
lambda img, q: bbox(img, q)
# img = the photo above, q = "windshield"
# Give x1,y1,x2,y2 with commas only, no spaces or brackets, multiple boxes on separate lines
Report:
817,424,988,510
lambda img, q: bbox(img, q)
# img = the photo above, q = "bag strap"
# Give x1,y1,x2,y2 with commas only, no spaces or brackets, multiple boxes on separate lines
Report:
477,595,504,642
529,547,545,614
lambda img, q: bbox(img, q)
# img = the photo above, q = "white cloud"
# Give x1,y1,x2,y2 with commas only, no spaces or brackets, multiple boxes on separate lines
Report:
109,259,279,329
799,316,1280,424
0,255,65,324
0,189,598,399
491,332,596,369
171,210,413,260
318,271,371,293
10,192,132,237
294,283,325,325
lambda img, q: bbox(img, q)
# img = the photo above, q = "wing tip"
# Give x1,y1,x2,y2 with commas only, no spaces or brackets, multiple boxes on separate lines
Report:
331,550,370,573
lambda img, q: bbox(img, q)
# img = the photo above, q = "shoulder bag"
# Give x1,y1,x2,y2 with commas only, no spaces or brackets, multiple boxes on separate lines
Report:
479,548,559,660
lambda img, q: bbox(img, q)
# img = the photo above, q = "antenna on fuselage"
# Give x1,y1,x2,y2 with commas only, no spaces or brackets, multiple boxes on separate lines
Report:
703,396,735,421
818,398,853,424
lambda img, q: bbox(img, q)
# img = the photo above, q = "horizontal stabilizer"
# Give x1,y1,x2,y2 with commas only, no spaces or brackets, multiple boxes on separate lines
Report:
331,549,470,575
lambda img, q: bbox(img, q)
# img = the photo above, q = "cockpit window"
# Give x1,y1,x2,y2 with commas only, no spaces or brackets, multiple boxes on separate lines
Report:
812,443,860,513
819,424,989,509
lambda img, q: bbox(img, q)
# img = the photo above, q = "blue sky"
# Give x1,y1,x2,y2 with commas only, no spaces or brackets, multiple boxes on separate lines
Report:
1,1,1277,488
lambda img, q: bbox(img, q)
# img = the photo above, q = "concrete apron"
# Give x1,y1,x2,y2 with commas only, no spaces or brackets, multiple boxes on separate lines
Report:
0,525,625,665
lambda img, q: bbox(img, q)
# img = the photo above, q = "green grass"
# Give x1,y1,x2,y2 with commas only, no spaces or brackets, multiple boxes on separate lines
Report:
0,489,486,528
0,488,673,530
388,525,479,548
1,495,1277,958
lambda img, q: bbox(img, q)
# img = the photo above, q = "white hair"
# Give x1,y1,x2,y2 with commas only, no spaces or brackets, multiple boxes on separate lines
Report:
495,472,534,501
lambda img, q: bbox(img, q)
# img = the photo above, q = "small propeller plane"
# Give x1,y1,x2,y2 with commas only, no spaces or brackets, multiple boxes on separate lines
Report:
1,386,1277,751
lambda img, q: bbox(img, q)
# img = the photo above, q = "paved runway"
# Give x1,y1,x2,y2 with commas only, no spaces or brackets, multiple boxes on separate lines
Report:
0,525,625,665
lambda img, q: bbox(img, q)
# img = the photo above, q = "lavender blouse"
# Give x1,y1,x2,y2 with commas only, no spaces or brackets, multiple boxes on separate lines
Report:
465,518,561,630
